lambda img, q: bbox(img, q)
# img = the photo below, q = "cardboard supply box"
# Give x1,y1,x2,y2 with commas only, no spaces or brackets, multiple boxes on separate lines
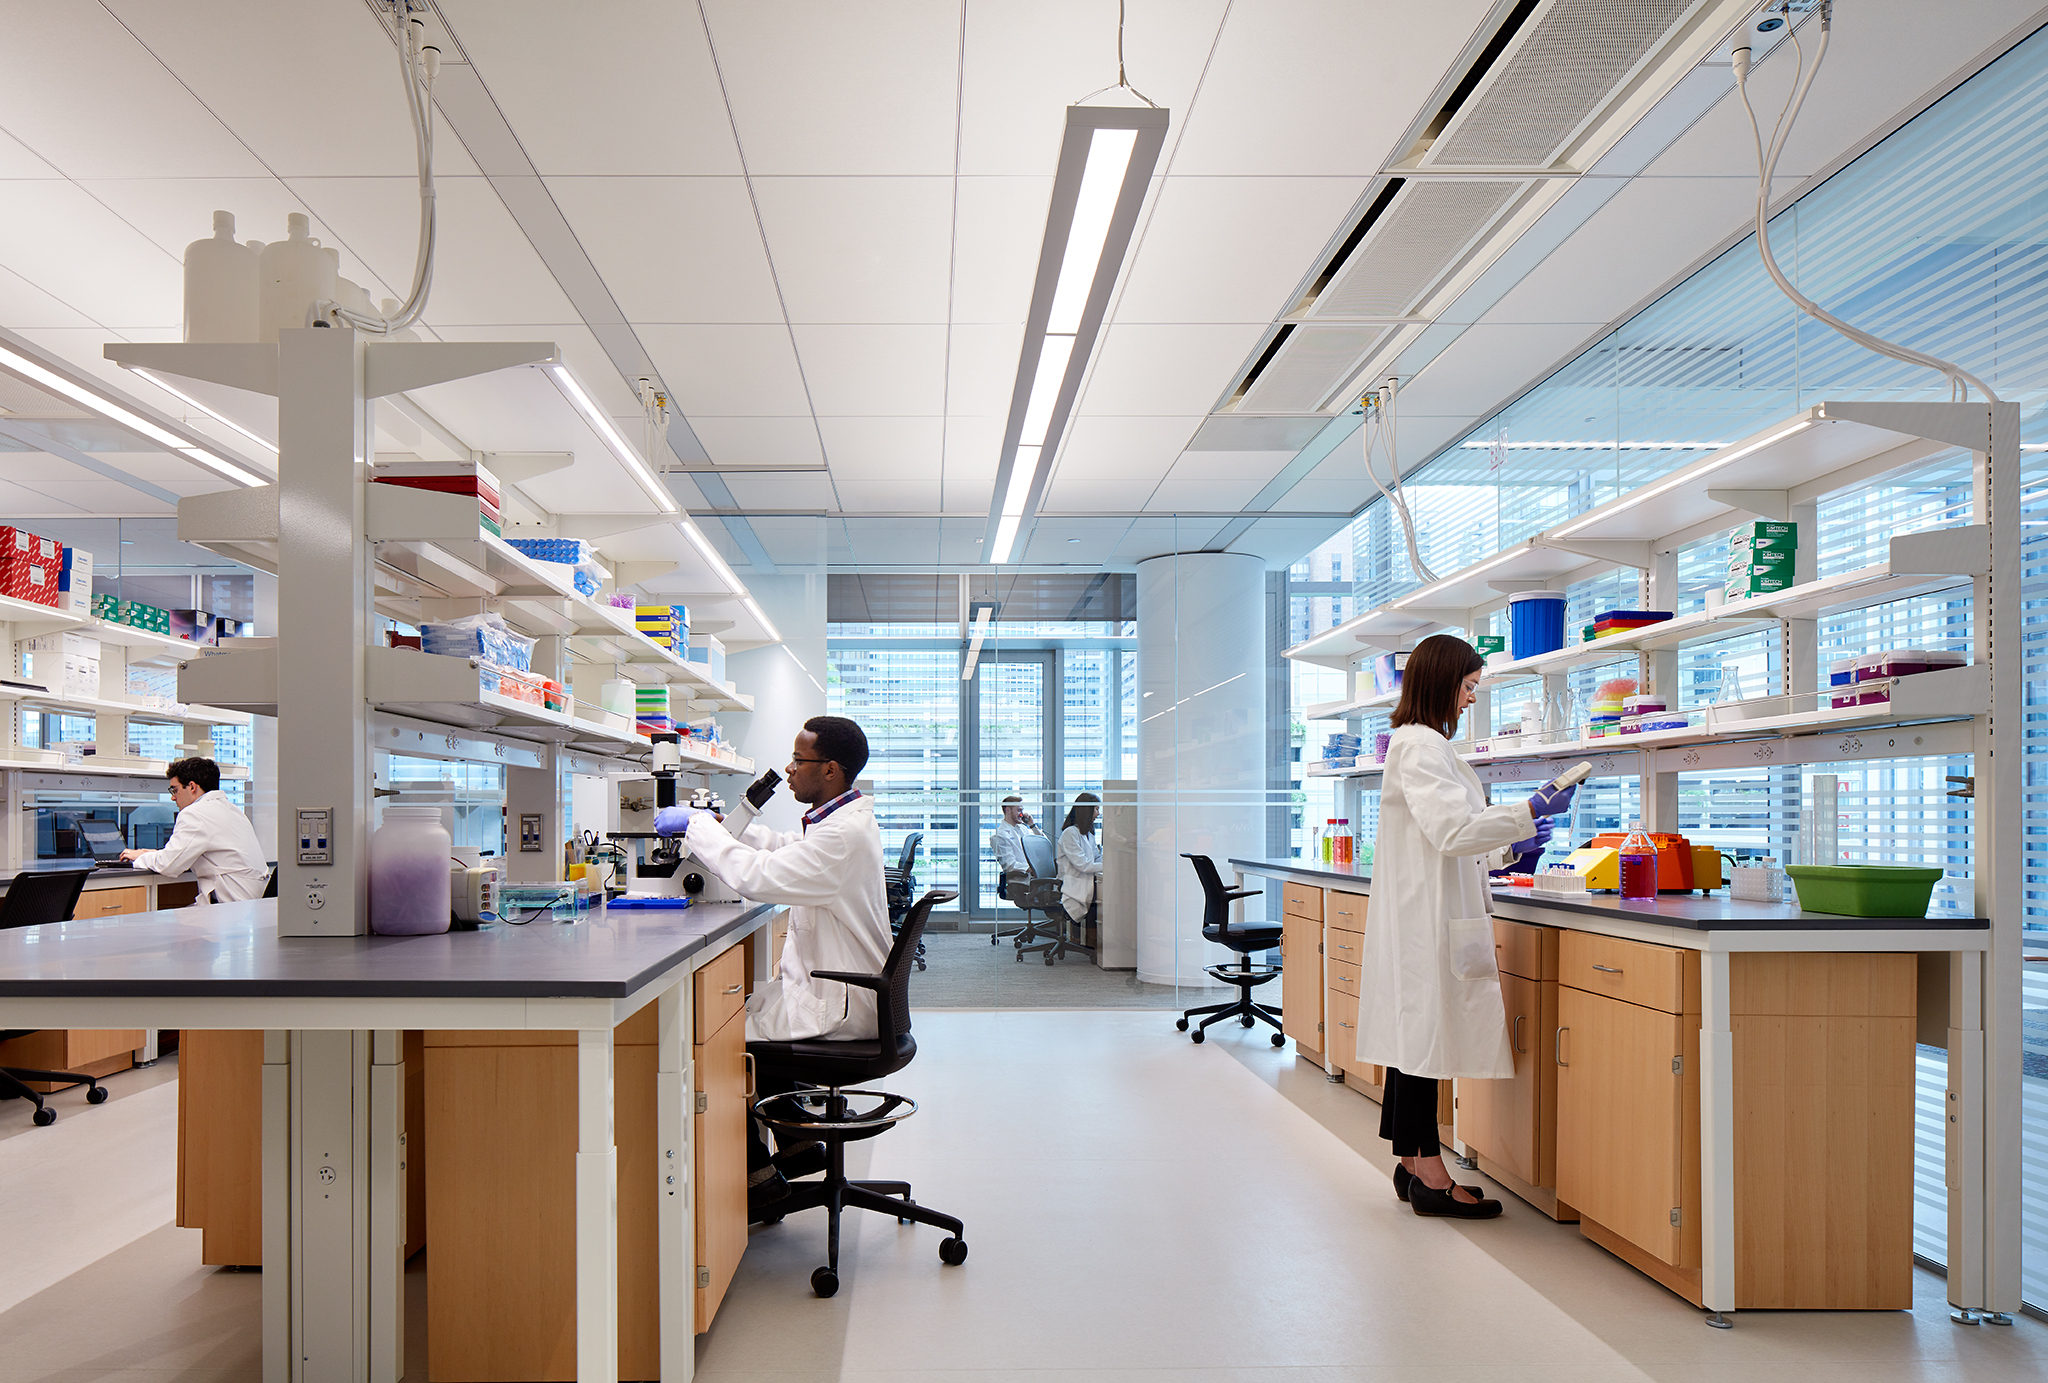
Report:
686,633,726,683
1732,519,1798,546
59,654,99,701
0,526,59,562
1727,569,1794,596
23,632,100,659
1725,545,1795,571
0,552,60,607
58,547,91,617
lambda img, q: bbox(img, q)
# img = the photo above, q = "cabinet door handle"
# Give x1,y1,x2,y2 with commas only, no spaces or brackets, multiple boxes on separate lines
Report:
742,1051,756,1101
1592,964,1623,974
722,983,742,994
1555,1025,1570,1067
1513,1015,1526,1053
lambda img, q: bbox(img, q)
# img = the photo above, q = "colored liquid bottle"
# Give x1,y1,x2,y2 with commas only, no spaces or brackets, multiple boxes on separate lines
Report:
1334,819,1352,866
1618,821,1658,900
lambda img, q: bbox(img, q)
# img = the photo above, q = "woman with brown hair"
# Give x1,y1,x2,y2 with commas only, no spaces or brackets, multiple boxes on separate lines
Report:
1355,633,1577,1218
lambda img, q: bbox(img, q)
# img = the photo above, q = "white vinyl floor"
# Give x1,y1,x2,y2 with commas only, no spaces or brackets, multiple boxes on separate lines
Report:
1,1013,2043,1383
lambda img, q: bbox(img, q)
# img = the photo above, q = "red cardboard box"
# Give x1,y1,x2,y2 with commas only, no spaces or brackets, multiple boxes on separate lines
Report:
0,552,61,606
0,526,60,563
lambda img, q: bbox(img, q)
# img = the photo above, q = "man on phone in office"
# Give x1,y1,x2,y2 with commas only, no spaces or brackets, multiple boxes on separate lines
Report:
119,757,268,904
990,794,1044,900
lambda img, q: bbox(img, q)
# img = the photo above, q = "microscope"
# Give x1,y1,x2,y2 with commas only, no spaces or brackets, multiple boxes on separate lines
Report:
609,734,781,901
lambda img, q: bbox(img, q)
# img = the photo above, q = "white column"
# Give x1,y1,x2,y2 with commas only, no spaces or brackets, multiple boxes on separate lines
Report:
1135,552,1266,986
655,984,693,1381
1699,949,1736,1320
577,1027,620,1383
722,571,826,837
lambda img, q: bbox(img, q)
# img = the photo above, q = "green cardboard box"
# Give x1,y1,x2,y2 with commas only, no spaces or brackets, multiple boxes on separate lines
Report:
1734,520,1797,544
1726,570,1793,597
1730,531,1798,556
1474,634,1506,655
1726,546,1795,571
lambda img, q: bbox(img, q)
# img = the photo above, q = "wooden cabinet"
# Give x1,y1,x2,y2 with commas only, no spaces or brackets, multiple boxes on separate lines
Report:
1280,881,1322,922
1456,920,1571,1219
1323,979,1359,1076
1279,912,1323,1058
0,1026,143,1092
693,989,748,1331
1325,889,1365,931
77,885,148,917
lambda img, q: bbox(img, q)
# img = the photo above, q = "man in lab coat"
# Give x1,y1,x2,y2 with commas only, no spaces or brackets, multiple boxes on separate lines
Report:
118,757,269,903
653,715,890,1209
989,795,1044,896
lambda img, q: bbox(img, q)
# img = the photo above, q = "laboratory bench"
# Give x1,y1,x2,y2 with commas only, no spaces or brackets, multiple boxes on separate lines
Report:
0,893,784,1383
1229,855,1989,1320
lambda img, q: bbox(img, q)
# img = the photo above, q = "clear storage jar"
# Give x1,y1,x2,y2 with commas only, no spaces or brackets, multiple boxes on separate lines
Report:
370,804,452,936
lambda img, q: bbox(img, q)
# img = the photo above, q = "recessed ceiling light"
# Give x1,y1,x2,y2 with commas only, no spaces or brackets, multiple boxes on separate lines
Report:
1068,538,1080,543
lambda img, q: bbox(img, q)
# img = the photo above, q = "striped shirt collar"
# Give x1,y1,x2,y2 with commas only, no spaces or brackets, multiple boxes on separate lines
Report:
801,787,862,829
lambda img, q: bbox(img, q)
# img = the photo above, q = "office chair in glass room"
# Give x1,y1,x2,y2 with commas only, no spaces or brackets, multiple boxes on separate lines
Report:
1004,833,1066,963
1175,855,1285,1046
884,832,925,971
748,889,967,1297
0,869,109,1125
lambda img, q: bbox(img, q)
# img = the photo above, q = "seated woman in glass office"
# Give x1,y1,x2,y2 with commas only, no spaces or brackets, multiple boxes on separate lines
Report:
1056,792,1103,949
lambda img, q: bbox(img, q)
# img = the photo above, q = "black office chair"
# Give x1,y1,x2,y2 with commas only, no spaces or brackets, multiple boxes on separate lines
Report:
0,869,107,1126
1176,855,1285,1046
748,889,967,1298
1005,833,1066,963
884,833,925,971
262,864,279,898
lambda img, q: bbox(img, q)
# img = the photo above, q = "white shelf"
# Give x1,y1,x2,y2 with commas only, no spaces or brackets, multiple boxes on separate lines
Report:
1308,665,1985,779
1304,687,1398,720
0,684,250,727
0,754,251,783
0,593,85,638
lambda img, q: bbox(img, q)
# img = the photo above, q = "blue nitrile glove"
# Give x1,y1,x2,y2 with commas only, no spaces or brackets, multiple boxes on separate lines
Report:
653,805,698,836
1508,817,1554,859
1527,781,1577,818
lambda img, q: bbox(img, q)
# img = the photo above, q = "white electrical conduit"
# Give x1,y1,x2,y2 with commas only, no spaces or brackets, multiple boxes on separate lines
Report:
1733,2,1997,404
318,14,439,334
1361,378,1438,585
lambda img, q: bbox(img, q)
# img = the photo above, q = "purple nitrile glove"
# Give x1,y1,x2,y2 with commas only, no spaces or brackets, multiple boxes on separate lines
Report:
653,804,699,836
1508,816,1554,859
1527,781,1577,818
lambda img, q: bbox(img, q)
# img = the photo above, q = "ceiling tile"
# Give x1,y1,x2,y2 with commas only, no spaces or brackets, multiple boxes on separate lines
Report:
1114,176,1367,323
436,0,742,175
817,417,944,480
944,323,1026,419
751,177,952,324
79,180,391,295
546,178,781,322
1165,449,1298,482
942,416,1006,484
0,264,93,330
641,326,811,416
103,0,482,178
791,326,946,415
0,476,87,513
1142,477,1263,512
957,1,1230,176
1077,323,1266,417
0,129,60,179
286,176,576,326
0,182,180,328
437,322,643,417
1390,323,1604,424
720,472,837,509
12,479,172,513
1043,477,1159,511
1167,0,1493,176
950,177,1053,324
698,0,960,175
834,479,942,513
1053,415,1203,479
686,417,825,469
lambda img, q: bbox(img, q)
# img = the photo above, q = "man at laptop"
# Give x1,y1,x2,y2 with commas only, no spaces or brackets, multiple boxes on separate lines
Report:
119,757,268,904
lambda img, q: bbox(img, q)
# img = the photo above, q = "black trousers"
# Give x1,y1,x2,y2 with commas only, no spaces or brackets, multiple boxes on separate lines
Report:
1378,1066,1441,1157
748,1066,804,1173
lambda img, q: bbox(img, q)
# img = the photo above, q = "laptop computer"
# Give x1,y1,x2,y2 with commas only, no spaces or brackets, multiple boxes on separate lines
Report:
78,822,128,865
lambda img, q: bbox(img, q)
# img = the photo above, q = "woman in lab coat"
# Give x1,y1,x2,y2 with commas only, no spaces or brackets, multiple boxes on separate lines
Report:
1056,792,1103,945
1356,634,1576,1219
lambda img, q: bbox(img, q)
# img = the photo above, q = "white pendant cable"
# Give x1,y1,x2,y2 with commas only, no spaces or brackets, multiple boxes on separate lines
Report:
1733,1,1997,404
318,8,440,335
1361,377,1438,585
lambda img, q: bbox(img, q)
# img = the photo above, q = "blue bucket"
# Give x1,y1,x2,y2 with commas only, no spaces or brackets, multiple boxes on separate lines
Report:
1507,590,1568,660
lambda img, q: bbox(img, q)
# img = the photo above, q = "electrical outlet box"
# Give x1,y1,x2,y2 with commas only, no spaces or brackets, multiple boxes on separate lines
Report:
296,808,334,865
519,813,544,852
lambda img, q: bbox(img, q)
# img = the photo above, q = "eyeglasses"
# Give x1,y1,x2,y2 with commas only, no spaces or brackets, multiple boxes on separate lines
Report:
788,757,835,765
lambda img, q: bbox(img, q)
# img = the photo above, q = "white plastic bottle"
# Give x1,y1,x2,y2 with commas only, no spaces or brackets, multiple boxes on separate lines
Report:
369,804,453,935
183,211,260,343
257,213,337,343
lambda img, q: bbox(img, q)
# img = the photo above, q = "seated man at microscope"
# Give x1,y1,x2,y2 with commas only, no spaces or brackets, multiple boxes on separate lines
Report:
653,715,889,1210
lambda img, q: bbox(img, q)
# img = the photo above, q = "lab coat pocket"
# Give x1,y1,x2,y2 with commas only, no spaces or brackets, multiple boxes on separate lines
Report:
1447,915,1496,981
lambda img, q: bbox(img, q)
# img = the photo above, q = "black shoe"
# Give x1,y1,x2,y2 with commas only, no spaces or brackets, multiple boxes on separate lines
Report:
747,1167,791,1221
774,1141,828,1180
1409,1179,1502,1219
1392,1163,1485,1203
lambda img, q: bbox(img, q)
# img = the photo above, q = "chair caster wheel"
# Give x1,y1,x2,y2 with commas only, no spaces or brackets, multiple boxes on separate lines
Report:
1271,1033,1285,1047
1175,1018,1189,1031
811,1267,839,1297
1190,1029,1205,1044
758,1213,784,1226
32,1107,55,1126
939,1237,968,1265
1240,1014,1254,1027
86,1086,108,1104
1014,952,1022,962
1044,955,1054,966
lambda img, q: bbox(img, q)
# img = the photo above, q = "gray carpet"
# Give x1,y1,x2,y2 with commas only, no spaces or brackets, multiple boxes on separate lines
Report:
909,930,1202,1009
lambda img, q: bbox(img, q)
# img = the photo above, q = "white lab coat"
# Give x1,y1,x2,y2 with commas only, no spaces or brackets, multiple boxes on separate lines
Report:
1354,724,1533,1080
684,796,891,1043
1057,825,1101,921
990,820,1044,878
131,790,269,904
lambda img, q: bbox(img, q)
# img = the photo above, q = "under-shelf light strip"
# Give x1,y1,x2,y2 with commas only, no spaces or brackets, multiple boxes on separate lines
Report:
960,606,992,681
0,344,267,487
1550,420,1813,538
545,363,678,515
128,368,280,459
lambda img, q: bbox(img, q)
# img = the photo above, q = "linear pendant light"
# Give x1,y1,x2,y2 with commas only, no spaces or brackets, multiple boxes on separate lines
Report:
542,361,679,515
984,105,1168,564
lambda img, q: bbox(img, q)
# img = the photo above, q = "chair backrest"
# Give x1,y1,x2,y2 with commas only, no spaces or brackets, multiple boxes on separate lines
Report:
0,870,90,930
262,864,280,899
894,832,922,877
877,889,954,1040
1022,832,1056,879
1181,853,1232,936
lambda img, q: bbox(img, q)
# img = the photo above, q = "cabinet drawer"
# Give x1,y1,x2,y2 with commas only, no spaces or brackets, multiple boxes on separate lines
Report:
1325,890,1366,929
1282,882,1323,921
1328,958,1360,997
693,943,748,1044
1325,982,1359,1071
1280,914,1324,1053
80,886,148,917
1494,918,1551,981
1560,930,1696,1015
1324,925,1364,965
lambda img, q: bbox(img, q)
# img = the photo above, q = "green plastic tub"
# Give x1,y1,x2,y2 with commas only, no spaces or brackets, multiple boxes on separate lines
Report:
1783,864,1945,917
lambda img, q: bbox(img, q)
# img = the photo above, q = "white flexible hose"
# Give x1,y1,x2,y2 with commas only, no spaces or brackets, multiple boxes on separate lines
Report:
1734,4,1997,404
319,13,438,334
1361,381,1438,584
